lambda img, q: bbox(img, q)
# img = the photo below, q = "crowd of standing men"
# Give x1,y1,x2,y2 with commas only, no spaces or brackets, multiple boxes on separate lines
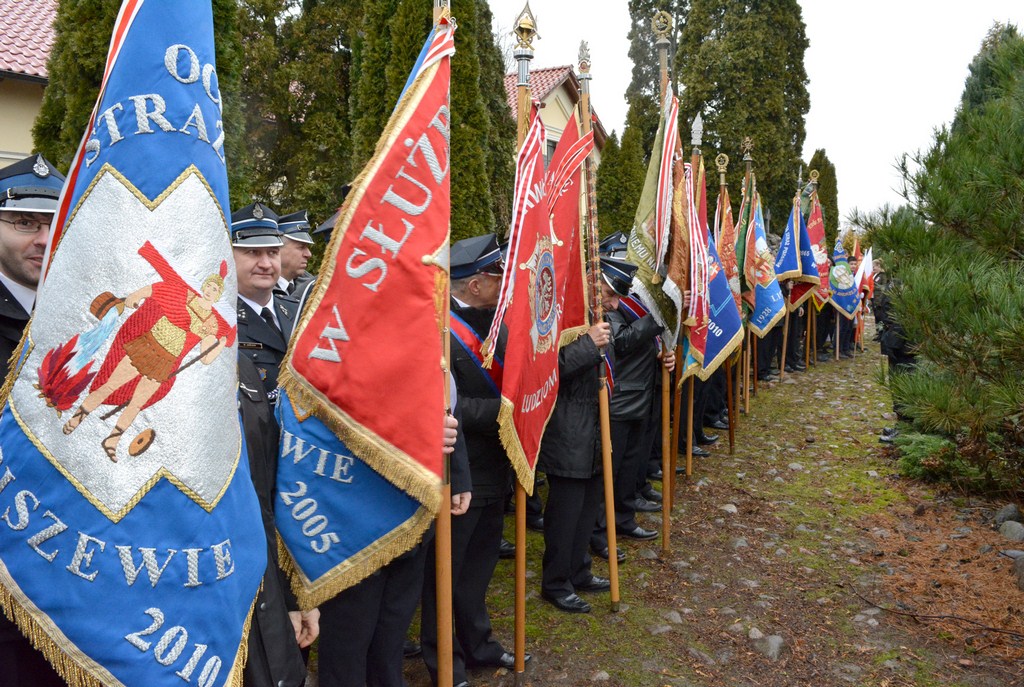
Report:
0,154,900,687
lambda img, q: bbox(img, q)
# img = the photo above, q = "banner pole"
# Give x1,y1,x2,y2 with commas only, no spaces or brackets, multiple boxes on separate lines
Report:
511,5,537,675
668,352,682,521
653,10,674,553
685,377,695,477
579,42,620,611
835,314,840,361
725,360,735,454
752,334,759,395
433,5,454,687
805,305,812,368
779,309,790,381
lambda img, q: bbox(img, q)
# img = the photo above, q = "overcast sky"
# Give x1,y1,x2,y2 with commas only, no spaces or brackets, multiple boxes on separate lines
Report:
489,1,1024,226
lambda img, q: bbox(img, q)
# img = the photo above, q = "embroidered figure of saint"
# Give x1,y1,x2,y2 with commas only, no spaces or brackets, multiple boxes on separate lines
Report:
61,241,236,460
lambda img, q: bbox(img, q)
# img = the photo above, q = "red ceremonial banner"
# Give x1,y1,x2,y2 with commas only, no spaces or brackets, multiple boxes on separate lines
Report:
548,115,593,347
487,107,590,491
281,38,452,509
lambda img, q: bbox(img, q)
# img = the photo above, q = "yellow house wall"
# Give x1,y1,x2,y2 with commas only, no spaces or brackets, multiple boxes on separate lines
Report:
0,78,45,166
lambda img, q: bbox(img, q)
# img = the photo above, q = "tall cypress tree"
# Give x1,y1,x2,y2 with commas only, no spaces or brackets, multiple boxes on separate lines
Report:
278,0,359,222
477,0,516,236
807,148,838,247
349,0,398,169
675,0,809,228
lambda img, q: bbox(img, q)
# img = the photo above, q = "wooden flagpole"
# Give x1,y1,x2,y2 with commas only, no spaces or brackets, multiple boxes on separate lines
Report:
714,154,737,455
805,305,812,368
511,5,537,678
653,10,675,551
741,143,757,400
433,4,454,687
579,40,621,613
835,315,841,361
780,309,790,381
684,112,704,481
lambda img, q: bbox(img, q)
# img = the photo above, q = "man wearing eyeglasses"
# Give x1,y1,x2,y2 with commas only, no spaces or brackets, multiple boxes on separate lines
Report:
0,154,67,685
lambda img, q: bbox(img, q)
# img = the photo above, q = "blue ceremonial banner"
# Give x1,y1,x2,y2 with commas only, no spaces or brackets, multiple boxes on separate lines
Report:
773,202,802,282
698,235,744,380
746,195,786,337
275,18,455,607
0,1,265,685
776,200,820,310
829,240,860,320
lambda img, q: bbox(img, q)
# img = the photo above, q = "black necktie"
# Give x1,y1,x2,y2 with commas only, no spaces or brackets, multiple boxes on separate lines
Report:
260,306,283,340
287,280,298,296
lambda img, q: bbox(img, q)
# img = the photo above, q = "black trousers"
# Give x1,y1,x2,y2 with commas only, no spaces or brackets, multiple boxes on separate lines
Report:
817,306,835,350
677,377,710,452
421,501,506,685
839,315,855,353
592,417,649,549
318,536,431,687
542,473,601,598
703,367,727,423
787,311,804,365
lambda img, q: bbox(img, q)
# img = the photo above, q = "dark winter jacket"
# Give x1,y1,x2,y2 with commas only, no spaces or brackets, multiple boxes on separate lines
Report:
606,310,662,422
449,302,510,504
537,333,606,479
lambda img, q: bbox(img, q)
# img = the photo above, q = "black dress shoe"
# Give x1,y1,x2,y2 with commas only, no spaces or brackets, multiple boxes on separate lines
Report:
784,364,796,373
526,515,544,532
454,682,470,687
590,544,626,563
541,591,591,613
632,496,661,512
696,433,719,445
640,484,662,502
575,575,611,592
498,538,516,559
495,652,532,669
617,525,658,540
692,445,710,458
648,468,663,480
709,419,729,430
403,640,421,658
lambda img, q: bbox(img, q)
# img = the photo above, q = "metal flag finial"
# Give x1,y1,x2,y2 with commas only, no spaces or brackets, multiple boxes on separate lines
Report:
652,10,672,41
579,41,591,72
691,113,704,148
809,169,820,183
513,2,539,50
741,136,754,162
715,153,729,174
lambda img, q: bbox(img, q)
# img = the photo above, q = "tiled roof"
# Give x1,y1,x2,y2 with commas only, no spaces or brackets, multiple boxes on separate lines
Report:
0,0,57,81
504,65,576,113
503,64,609,146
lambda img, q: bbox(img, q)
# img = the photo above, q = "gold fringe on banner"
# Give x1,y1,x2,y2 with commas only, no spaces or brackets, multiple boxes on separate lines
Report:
276,504,436,610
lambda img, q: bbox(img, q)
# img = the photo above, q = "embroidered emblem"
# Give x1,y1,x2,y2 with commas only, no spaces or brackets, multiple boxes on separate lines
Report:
253,203,264,220
33,155,50,178
521,234,557,357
